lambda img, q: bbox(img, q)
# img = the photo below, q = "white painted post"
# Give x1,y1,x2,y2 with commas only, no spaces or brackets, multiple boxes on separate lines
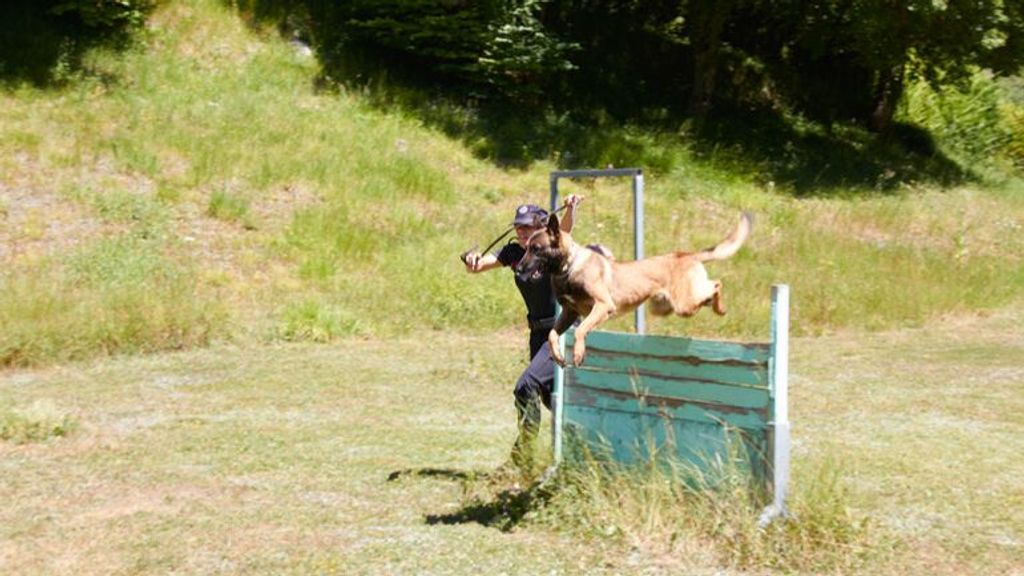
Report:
760,284,791,526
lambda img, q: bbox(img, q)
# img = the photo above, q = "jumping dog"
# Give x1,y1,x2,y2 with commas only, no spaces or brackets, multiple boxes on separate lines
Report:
516,212,753,367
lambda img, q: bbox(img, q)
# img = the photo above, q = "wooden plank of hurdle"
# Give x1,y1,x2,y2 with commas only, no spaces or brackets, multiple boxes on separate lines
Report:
554,284,790,521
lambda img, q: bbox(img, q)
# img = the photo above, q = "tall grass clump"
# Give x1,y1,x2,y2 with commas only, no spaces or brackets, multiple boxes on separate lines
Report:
0,399,76,444
277,298,367,341
999,90,1024,170
0,235,226,367
207,188,256,229
525,446,884,574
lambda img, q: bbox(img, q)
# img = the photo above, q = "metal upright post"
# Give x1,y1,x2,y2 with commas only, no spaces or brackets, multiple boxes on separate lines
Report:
633,172,645,334
550,176,565,463
546,168,644,465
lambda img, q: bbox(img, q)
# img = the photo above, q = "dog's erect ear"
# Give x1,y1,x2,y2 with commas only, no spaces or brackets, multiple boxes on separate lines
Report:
547,213,560,244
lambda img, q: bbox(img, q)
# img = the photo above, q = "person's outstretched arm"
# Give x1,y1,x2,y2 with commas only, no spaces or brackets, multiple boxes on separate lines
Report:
560,194,583,233
463,252,502,274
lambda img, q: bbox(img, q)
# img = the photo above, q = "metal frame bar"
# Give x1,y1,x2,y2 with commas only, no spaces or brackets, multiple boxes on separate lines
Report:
548,168,644,463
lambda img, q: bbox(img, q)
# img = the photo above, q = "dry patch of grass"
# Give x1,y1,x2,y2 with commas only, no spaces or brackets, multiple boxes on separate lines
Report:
791,304,1024,575
0,154,112,266
0,399,75,443
0,336,604,574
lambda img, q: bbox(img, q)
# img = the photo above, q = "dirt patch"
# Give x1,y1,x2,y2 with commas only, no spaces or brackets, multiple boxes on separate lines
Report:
0,153,110,265
249,182,322,232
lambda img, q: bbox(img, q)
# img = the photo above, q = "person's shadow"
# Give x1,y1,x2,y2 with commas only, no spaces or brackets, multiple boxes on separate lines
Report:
387,465,549,532
423,486,543,532
386,467,482,482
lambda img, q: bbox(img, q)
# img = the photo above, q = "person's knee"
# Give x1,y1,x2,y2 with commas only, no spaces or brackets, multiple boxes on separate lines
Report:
514,374,540,403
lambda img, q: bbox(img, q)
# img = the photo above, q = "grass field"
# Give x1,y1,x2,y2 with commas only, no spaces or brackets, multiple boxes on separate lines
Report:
2,1,1024,573
2,304,1022,575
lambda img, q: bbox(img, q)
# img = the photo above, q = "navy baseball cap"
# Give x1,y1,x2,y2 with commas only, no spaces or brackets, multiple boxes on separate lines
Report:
512,204,548,227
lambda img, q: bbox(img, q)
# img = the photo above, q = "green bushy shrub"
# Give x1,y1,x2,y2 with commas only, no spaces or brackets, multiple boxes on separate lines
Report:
900,73,1013,164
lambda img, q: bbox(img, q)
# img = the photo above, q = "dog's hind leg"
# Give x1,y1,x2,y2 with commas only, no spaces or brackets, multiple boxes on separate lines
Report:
672,276,723,318
649,290,674,316
689,280,726,316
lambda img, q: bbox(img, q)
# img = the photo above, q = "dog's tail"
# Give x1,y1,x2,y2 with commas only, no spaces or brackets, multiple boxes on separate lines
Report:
694,212,753,262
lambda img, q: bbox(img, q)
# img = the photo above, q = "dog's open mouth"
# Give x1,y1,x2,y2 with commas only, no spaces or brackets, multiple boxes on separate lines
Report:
517,270,543,282
515,263,544,282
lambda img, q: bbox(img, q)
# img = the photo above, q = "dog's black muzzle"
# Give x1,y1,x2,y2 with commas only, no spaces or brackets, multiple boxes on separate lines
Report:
515,256,535,275
515,255,545,282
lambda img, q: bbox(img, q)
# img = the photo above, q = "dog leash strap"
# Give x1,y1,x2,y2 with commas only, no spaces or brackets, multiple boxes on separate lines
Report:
461,204,571,264
480,228,513,256
479,204,569,256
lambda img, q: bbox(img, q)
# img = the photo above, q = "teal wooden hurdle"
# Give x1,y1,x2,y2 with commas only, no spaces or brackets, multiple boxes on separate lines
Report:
553,284,790,523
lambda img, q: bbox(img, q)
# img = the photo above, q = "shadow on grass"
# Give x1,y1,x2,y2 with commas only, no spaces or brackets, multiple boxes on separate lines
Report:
363,89,700,176
690,108,973,197
424,485,546,533
0,1,138,88
391,464,551,532
386,467,483,482
338,81,974,196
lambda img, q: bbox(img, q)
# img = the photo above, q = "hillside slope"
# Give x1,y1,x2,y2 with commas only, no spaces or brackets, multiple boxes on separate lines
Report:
1,0,1023,367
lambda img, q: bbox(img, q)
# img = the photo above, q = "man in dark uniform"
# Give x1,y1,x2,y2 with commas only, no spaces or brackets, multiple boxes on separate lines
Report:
463,195,582,470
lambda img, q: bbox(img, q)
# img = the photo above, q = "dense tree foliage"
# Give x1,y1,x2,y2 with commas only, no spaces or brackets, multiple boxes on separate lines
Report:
7,0,1020,164
0,0,151,84
729,0,1024,130
250,0,1022,133
286,0,576,103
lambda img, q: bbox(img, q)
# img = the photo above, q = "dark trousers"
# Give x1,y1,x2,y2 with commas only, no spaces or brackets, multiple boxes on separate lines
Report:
511,330,555,467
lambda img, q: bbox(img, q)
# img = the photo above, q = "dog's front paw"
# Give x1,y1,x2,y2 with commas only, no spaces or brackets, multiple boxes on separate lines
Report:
549,339,567,367
573,343,587,367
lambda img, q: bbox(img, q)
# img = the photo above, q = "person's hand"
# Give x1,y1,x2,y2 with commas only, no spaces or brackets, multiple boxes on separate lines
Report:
563,193,584,210
462,251,482,272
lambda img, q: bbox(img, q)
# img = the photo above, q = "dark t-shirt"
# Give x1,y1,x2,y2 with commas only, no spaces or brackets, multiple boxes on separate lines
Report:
496,241,556,324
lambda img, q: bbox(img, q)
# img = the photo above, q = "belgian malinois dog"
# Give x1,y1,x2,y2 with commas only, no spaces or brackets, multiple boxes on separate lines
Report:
516,212,752,367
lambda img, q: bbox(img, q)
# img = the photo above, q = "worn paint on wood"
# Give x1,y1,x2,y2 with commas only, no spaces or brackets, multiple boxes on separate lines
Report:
562,330,774,477
553,285,790,522
569,368,771,410
568,374,770,429
564,404,768,469
580,331,771,364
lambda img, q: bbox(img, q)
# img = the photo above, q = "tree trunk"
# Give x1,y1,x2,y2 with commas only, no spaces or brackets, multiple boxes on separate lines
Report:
687,0,734,119
869,62,905,133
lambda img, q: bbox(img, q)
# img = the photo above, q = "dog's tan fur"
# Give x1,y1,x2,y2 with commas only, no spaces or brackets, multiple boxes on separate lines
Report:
516,212,752,366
